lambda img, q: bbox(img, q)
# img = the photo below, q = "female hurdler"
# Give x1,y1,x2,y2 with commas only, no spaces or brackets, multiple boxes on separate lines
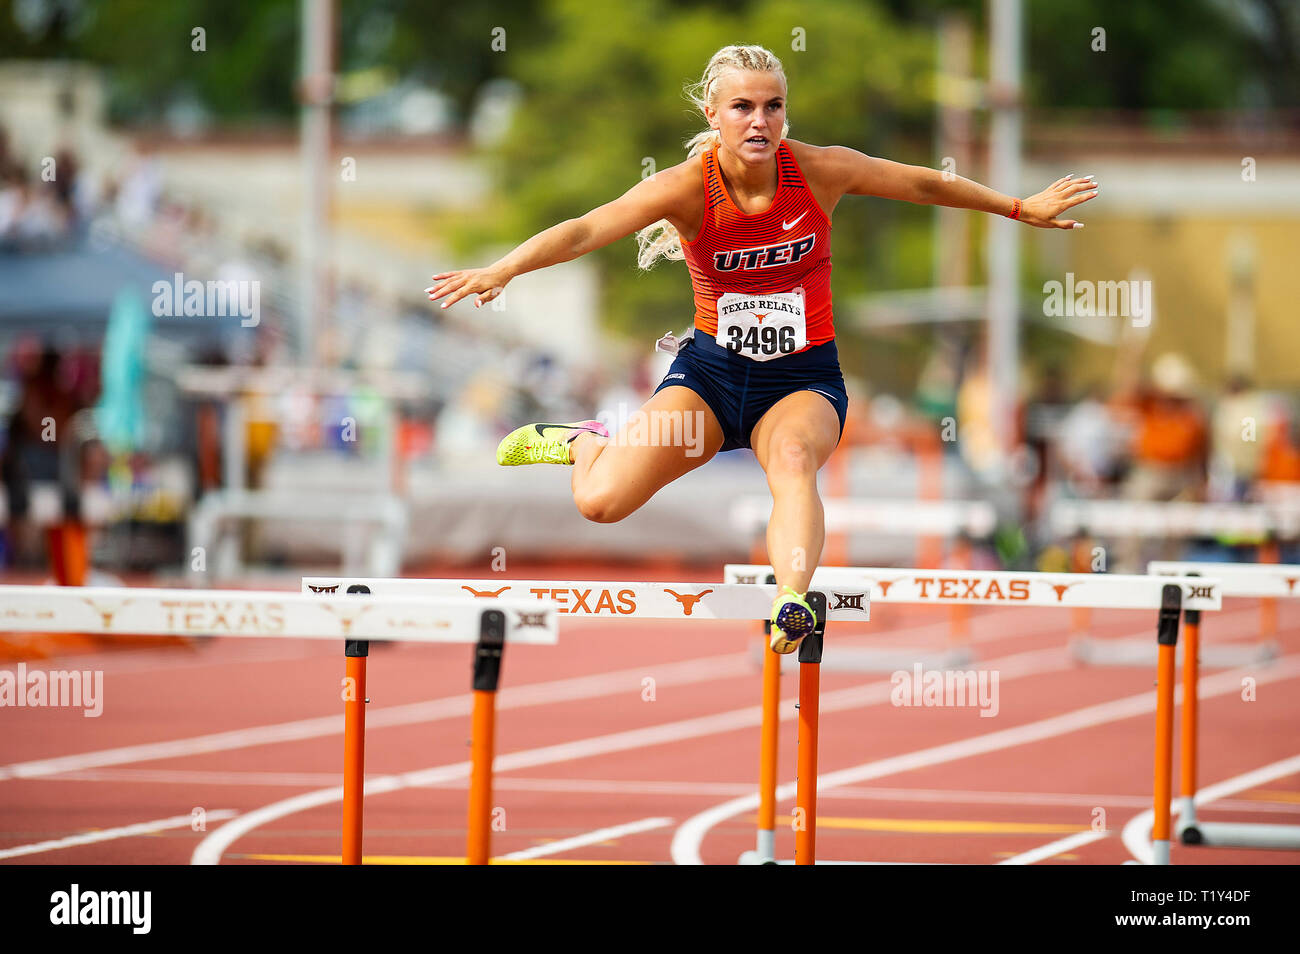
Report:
427,44,1096,653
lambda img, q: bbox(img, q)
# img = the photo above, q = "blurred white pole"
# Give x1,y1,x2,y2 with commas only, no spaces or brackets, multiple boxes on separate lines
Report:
1226,233,1257,379
934,12,973,292
987,0,1022,458
299,0,335,366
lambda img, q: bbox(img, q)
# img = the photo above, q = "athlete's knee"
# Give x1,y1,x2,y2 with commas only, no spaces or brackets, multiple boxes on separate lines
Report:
765,434,819,480
573,483,630,524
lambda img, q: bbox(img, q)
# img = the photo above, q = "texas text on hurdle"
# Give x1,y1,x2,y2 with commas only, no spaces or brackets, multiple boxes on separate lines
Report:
724,564,1222,611
727,564,1223,865
0,584,559,867
306,575,870,865
302,577,872,621
0,585,559,643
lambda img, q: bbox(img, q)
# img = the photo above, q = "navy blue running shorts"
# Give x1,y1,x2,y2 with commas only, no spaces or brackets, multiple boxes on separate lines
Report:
652,329,849,452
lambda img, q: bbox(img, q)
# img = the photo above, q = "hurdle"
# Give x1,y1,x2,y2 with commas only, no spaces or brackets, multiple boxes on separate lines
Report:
1148,561,1300,852
303,574,871,865
0,584,557,865
725,564,1222,865
732,496,998,671
1051,499,1299,667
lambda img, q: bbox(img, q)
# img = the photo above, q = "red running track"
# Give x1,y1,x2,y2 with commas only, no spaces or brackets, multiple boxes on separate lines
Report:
2,560,1298,866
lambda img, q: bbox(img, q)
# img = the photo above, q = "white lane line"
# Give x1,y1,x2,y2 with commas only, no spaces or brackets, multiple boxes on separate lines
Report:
40,770,1300,817
0,810,237,860
669,655,1300,865
1,642,330,679
498,817,672,861
192,645,1073,865
0,652,754,781
997,829,1110,865
1121,752,1300,864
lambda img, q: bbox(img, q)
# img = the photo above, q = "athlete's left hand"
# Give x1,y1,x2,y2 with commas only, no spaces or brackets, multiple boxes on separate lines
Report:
1017,175,1098,229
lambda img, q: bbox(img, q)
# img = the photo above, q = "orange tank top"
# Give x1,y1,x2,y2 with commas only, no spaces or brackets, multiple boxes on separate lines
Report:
680,140,834,348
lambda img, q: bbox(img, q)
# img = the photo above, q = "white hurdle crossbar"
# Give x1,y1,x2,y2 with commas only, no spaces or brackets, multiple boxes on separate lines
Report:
730,498,998,669
1047,499,1287,666
305,575,873,866
0,583,557,866
301,576,872,622
725,563,1222,672
727,564,1222,866
733,495,997,540
0,584,557,644
1148,561,1300,852
1051,499,1300,541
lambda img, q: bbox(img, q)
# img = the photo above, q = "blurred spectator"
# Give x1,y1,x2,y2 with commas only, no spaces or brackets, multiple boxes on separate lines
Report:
1210,374,1269,501
115,142,162,230
1119,353,1207,502
1056,385,1130,495
1261,413,1300,483
1113,352,1208,570
0,126,82,252
2,340,90,565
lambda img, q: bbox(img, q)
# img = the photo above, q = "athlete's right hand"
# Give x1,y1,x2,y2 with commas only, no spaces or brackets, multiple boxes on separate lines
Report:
426,266,509,310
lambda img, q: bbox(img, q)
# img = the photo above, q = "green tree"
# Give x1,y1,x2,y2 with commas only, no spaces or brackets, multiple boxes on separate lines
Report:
484,0,936,336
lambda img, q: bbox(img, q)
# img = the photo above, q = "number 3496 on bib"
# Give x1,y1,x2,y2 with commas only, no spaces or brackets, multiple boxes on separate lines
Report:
715,292,807,362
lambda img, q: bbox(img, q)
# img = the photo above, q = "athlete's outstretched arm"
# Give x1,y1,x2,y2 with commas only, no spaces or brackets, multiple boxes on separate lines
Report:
822,145,1098,230
427,165,692,309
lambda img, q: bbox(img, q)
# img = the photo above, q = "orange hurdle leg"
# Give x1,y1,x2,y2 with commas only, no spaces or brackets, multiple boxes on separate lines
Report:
794,592,827,866
1178,611,1202,840
1260,536,1279,638
467,609,507,865
757,635,781,862
794,656,820,865
342,644,368,865
1151,584,1182,865
48,522,89,587
467,689,497,865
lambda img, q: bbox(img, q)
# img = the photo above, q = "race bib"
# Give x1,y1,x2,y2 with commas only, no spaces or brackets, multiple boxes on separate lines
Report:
715,290,806,362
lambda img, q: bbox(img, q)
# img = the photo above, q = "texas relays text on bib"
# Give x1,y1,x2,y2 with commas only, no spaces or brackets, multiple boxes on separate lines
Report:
714,290,807,361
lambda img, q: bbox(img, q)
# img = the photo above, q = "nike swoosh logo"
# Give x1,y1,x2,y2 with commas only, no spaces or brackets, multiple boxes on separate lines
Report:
782,211,809,230
533,423,572,437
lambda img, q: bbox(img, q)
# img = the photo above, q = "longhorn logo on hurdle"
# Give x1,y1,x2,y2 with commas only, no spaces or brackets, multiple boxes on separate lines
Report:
1050,581,1084,602
320,603,374,636
872,578,905,596
463,585,512,598
81,598,131,630
663,588,714,615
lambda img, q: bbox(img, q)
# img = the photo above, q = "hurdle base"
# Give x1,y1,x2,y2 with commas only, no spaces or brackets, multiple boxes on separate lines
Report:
1178,821,1300,850
1070,636,1278,668
749,639,972,673
740,856,946,865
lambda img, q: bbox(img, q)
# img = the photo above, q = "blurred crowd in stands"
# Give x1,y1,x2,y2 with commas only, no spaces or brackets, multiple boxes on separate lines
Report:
1024,351,1300,508
3,118,1299,574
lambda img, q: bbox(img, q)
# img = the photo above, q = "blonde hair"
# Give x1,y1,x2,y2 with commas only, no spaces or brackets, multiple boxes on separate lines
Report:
635,44,789,270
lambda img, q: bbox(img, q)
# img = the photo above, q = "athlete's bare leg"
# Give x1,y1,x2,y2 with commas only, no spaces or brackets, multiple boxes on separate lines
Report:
568,386,725,523
749,390,842,596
